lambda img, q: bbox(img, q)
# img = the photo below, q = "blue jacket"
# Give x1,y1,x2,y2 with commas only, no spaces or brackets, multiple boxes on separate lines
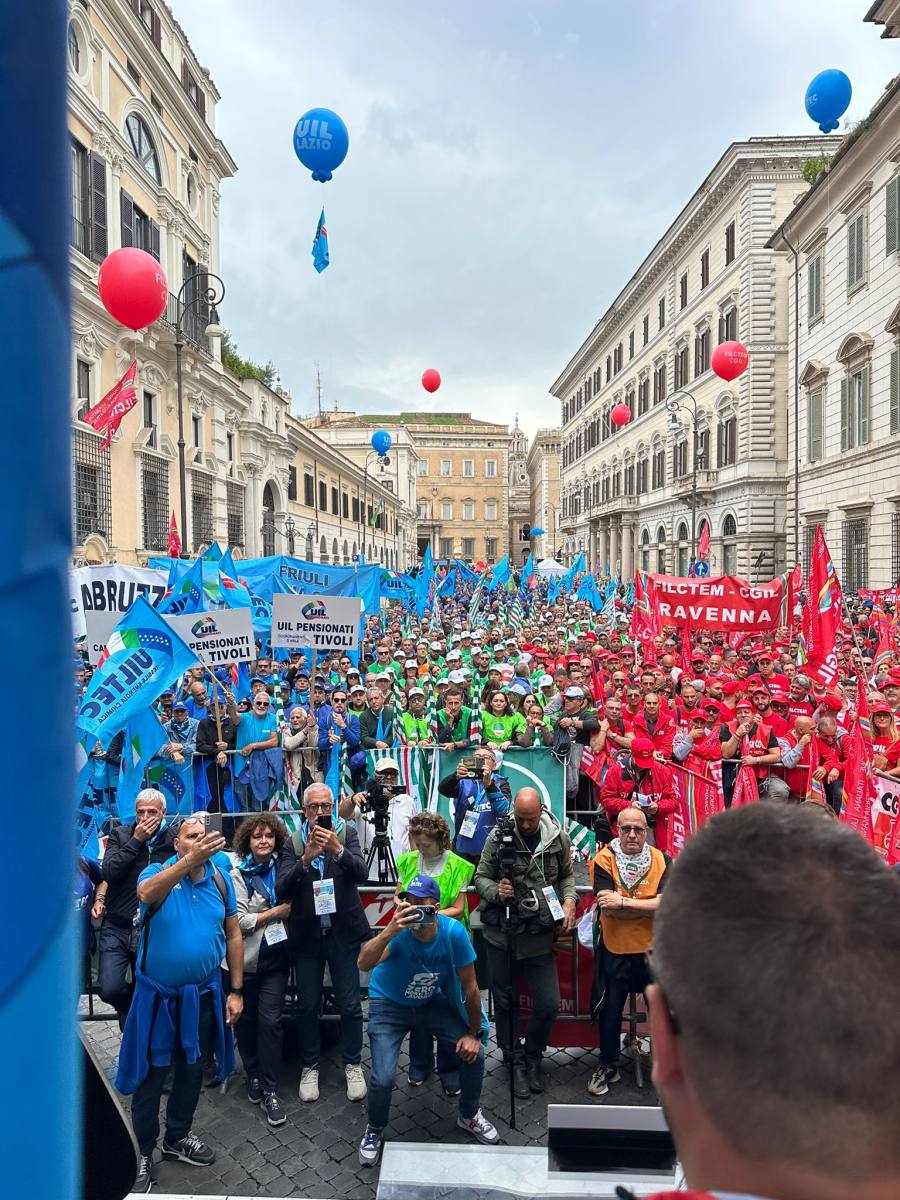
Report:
439,770,512,856
316,708,361,755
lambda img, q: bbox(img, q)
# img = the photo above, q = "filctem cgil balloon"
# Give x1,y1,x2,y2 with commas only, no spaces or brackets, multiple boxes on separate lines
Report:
371,430,392,456
293,108,349,182
805,69,852,134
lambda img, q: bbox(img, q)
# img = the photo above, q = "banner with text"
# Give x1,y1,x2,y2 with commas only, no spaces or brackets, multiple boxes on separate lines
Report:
71,565,168,641
872,770,900,864
646,572,787,632
271,593,362,652
666,762,725,857
164,607,255,666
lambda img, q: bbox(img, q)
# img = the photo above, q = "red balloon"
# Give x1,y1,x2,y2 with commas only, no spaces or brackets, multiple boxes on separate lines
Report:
610,402,632,428
421,368,442,393
98,248,169,332
711,340,749,382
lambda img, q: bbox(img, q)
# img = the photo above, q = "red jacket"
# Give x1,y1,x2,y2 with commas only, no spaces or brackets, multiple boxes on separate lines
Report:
600,760,679,834
626,709,676,759
816,734,846,776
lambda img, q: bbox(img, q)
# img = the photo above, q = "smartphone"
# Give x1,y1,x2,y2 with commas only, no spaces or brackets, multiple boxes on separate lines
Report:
462,756,478,779
317,813,333,831
406,904,437,926
206,812,224,834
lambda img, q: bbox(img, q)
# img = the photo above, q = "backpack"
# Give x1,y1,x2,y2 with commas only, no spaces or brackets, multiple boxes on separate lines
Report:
139,866,229,973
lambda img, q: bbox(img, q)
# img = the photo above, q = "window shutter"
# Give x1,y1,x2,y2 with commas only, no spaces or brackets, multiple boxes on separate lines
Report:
859,366,869,445
856,215,865,285
807,390,823,462
840,378,849,451
197,88,206,122
120,189,134,248
151,10,162,48
891,349,900,435
847,222,856,289
181,59,189,90
887,178,899,257
149,219,160,261
88,152,107,262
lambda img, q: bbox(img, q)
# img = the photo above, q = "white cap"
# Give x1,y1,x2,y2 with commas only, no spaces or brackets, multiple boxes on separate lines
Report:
538,674,554,687
404,659,417,668
374,759,400,774
446,649,461,661
408,686,425,698
448,669,467,684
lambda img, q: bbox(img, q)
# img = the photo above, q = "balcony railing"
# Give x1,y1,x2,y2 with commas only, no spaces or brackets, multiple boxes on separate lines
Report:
158,292,211,355
673,469,718,496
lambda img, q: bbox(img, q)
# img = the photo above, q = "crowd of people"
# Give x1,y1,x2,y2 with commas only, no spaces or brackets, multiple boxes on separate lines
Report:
75,569,900,1192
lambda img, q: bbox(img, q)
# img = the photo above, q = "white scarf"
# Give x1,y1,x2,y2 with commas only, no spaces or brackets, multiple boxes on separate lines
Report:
611,836,652,892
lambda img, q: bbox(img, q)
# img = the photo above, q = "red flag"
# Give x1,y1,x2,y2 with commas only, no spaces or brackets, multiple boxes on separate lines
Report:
799,526,843,687
83,360,138,449
731,765,760,807
680,622,693,675
629,570,659,664
167,512,182,559
697,520,710,561
840,678,876,843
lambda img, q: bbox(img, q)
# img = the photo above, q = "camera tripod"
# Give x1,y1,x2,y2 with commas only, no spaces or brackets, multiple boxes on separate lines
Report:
366,825,398,884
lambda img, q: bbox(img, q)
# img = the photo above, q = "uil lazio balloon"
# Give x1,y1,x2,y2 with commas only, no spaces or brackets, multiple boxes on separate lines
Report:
293,108,350,182
805,70,852,134
371,430,392,457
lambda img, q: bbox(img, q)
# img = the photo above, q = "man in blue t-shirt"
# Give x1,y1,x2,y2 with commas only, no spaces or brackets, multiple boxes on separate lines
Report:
356,875,499,1167
115,817,244,1193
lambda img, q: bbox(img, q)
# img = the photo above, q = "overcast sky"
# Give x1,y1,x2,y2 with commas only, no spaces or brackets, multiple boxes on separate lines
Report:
176,0,896,441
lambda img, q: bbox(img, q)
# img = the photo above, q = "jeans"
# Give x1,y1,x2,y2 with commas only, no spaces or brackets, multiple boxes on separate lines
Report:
97,920,137,1030
485,942,559,1064
293,936,363,1067
234,779,269,814
598,950,649,1068
367,996,484,1131
408,1025,461,1088
233,954,289,1093
130,993,212,1155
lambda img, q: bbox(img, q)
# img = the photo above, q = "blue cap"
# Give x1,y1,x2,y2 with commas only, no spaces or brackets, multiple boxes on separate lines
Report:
398,875,441,903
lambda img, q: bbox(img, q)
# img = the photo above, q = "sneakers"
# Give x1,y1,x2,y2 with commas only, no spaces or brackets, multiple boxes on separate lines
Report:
247,1075,262,1105
407,1069,430,1086
161,1130,215,1167
441,1079,462,1098
359,1124,384,1166
134,1153,156,1193
586,1065,621,1097
263,1092,287,1127
345,1063,367,1101
458,1109,500,1145
298,1066,320,1102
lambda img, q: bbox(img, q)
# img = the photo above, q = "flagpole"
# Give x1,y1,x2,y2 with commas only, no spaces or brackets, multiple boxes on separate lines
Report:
206,666,224,744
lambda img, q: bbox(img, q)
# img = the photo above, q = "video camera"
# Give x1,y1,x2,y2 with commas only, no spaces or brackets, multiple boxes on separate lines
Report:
361,774,406,834
495,812,518,881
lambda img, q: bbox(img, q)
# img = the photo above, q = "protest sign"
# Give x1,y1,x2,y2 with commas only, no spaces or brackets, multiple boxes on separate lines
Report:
163,607,255,666
70,565,168,640
645,572,787,632
271,594,362,652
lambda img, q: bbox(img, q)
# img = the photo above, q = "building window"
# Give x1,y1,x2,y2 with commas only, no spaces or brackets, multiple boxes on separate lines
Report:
318,480,327,511
126,58,142,85
674,345,689,390
656,526,667,574
143,390,157,449
440,459,451,476
462,501,475,521
673,441,688,480
847,210,867,294
342,492,349,518
722,513,738,574
719,305,737,343
614,343,623,373
725,220,736,265
697,427,709,470
842,517,868,592
463,459,474,477
700,248,710,289
226,431,235,468
302,473,314,507
140,453,168,550
636,457,648,495
677,522,690,577
70,137,91,256
75,358,92,420
439,537,453,558
638,377,649,415
652,447,665,489
440,501,453,520
150,92,163,116
226,481,244,548
629,330,635,360
485,536,498,560
191,413,201,448
606,355,612,382
679,272,688,310
807,387,824,462
73,429,111,545
191,471,214,551
624,463,634,495
807,252,823,323
125,113,161,183
485,500,498,521
717,415,737,467
182,61,206,120
461,538,475,558
485,459,496,477
841,367,869,450
417,500,428,520
287,465,297,501
331,486,339,515
120,190,160,259
353,496,362,522
642,314,649,345
68,21,80,71
658,297,666,330
653,361,666,405
417,458,428,476
138,0,155,33
694,329,710,377
892,512,900,582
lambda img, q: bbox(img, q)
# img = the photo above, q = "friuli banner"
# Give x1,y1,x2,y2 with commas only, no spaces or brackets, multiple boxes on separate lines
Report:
646,572,789,632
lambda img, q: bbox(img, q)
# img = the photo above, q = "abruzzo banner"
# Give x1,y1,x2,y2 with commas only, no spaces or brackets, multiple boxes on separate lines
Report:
70,565,168,640
645,572,789,632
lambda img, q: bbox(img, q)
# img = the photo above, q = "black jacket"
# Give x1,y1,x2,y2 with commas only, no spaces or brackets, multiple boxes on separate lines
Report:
358,705,395,750
196,714,238,757
100,821,178,927
276,823,371,953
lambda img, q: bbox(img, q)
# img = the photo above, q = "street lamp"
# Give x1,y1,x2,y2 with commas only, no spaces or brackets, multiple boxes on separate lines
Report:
361,449,390,559
174,269,225,556
263,512,298,555
665,388,702,566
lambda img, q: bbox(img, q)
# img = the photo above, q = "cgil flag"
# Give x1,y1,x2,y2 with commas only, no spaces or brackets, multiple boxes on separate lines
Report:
697,519,710,560
167,512,181,559
799,526,843,687
312,208,329,273
83,359,138,450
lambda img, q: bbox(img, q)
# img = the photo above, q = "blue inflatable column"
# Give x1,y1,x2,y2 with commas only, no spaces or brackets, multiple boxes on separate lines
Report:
0,1,78,1195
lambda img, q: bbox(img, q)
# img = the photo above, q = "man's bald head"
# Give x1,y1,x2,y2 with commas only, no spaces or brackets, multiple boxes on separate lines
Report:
514,787,542,834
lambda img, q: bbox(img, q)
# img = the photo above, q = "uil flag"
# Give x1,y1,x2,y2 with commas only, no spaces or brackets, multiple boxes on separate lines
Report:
697,520,710,561
167,512,181,559
799,526,843,687
83,359,138,450
312,208,329,273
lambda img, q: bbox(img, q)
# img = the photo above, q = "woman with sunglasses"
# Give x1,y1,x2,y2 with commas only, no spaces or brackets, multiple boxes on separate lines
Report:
871,701,900,777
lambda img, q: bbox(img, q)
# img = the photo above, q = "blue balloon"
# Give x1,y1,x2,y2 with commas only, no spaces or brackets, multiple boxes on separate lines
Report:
293,108,349,182
805,70,851,134
529,527,546,536
371,429,392,456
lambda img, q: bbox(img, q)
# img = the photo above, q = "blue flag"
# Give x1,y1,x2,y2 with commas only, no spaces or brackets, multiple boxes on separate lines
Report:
117,706,168,822
487,555,510,592
76,597,198,740
576,573,603,612
75,738,100,861
415,545,435,619
312,208,329,273
157,556,207,616
519,552,535,596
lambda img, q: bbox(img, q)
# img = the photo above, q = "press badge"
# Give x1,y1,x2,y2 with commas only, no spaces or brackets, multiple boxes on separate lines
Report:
312,878,337,915
263,920,288,946
459,811,480,839
542,885,565,921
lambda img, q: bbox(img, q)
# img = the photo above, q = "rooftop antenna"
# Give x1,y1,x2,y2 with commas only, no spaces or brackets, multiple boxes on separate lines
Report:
315,362,323,417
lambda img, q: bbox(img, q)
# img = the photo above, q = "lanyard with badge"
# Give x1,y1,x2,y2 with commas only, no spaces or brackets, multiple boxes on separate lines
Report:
526,826,565,921
459,780,490,839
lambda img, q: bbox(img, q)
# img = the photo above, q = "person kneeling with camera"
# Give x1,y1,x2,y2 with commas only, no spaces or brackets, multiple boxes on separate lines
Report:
357,875,499,1167
475,788,576,1099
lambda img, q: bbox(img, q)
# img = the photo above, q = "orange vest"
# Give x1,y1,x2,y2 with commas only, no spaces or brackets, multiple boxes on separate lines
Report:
592,845,666,955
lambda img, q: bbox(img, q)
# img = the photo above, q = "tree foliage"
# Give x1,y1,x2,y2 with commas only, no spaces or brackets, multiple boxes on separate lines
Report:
220,329,277,388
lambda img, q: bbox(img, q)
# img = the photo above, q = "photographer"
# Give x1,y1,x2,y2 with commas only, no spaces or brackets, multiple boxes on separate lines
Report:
438,746,512,865
546,685,601,822
475,788,576,1098
339,759,420,876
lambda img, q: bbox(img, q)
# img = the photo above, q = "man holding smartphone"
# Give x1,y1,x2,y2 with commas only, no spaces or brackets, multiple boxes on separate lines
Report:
357,875,499,1167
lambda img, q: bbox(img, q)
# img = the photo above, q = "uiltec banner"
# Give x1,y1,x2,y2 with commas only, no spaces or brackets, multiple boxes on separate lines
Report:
646,572,788,632
164,608,255,666
272,593,362,652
